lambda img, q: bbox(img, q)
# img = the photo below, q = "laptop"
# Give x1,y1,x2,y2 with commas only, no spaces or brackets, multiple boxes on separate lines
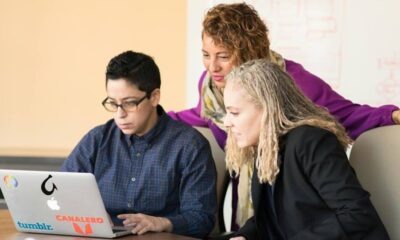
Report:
0,169,132,238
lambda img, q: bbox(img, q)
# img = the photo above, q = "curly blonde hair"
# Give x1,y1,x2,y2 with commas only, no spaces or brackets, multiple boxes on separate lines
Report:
202,3,270,65
225,59,352,185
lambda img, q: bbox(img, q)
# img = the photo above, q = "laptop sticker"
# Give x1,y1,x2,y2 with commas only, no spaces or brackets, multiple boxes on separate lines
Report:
41,174,58,195
47,197,61,211
3,175,18,189
56,215,105,236
17,221,54,231
73,223,93,235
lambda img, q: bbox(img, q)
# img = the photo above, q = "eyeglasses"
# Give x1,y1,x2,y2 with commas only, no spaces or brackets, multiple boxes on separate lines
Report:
102,94,148,112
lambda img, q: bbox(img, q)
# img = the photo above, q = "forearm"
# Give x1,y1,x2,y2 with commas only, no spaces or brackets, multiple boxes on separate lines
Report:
307,84,399,139
168,70,211,128
335,195,384,237
287,59,399,139
331,102,398,139
171,137,217,238
235,216,258,240
304,130,388,238
167,108,208,127
166,211,214,238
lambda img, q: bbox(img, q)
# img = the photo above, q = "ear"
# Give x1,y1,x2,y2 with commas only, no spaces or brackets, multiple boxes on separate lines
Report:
149,88,160,107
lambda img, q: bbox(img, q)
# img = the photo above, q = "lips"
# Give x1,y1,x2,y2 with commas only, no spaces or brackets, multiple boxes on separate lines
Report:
212,75,224,81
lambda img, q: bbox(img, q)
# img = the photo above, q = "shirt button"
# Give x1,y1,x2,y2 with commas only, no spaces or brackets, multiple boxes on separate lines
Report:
127,203,132,208
136,153,141,157
131,177,136,182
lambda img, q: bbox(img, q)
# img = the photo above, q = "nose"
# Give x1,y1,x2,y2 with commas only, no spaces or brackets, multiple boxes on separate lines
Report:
223,115,232,128
208,58,221,73
116,106,127,118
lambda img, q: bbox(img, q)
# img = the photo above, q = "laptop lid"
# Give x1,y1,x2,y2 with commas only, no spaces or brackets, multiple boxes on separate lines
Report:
0,169,131,238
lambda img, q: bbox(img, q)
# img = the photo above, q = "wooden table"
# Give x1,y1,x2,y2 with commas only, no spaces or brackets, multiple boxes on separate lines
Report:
0,210,198,240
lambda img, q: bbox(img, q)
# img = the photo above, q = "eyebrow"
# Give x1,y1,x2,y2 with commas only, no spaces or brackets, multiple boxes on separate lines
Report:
225,106,239,111
106,96,142,101
202,49,230,55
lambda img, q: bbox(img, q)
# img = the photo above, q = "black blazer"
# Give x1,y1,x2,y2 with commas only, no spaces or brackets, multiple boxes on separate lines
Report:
237,126,389,240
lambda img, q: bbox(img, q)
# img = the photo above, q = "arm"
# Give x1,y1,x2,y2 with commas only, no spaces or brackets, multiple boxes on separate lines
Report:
234,216,259,240
168,71,208,127
117,141,217,238
168,104,227,149
165,139,217,238
60,130,98,173
294,128,388,239
286,59,399,139
168,70,228,149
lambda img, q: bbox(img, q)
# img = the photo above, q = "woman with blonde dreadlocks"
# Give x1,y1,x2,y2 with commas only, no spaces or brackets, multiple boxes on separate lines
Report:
168,2,400,230
224,59,389,240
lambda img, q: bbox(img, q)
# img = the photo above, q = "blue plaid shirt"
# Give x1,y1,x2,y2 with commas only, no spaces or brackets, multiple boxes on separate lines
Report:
61,106,217,238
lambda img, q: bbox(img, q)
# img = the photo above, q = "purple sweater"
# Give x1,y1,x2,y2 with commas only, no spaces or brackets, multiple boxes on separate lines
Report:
169,59,398,148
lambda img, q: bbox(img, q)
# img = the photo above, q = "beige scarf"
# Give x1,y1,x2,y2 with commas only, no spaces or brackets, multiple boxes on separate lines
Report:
200,50,286,227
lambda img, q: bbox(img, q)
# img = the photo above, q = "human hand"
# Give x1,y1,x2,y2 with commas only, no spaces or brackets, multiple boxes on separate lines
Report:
230,237,246,240
117,213,172,235
392,110,400,124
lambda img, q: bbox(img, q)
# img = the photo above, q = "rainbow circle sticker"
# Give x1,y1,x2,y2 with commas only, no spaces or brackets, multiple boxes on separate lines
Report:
3,175,18,188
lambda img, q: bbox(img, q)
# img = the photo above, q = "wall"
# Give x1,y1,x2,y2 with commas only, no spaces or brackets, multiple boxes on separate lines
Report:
3,0,399,157
187,0,400,108
0,0,187,157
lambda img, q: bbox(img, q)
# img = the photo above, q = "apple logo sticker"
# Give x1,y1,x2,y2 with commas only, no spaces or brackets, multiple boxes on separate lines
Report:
47,197,61,211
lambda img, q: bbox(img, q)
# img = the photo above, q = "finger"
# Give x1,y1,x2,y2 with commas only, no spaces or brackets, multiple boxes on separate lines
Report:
131,222,144,234
118,213,139,219
117,214,128,219
123,217,141,226
123,219,133,226
137,225,150,235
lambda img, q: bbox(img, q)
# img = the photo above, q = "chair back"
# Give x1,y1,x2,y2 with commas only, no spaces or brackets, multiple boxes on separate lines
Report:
349,125,400,239
195,127,229,236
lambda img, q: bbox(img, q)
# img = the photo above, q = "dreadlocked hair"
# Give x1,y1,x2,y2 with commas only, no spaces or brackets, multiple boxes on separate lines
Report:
225,59,352,185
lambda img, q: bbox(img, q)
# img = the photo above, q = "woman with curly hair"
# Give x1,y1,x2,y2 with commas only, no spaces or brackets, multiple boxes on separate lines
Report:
168,2,400,230
224,59,389,240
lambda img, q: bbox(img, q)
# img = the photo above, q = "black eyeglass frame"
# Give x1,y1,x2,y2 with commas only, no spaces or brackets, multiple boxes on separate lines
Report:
102,93,149,112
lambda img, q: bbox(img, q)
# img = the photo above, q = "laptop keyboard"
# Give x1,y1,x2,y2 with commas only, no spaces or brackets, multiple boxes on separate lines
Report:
112,229,127,233
112,227,130,233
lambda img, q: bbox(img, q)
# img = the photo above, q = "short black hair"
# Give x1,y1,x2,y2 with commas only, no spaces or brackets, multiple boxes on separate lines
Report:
105,51,161,94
